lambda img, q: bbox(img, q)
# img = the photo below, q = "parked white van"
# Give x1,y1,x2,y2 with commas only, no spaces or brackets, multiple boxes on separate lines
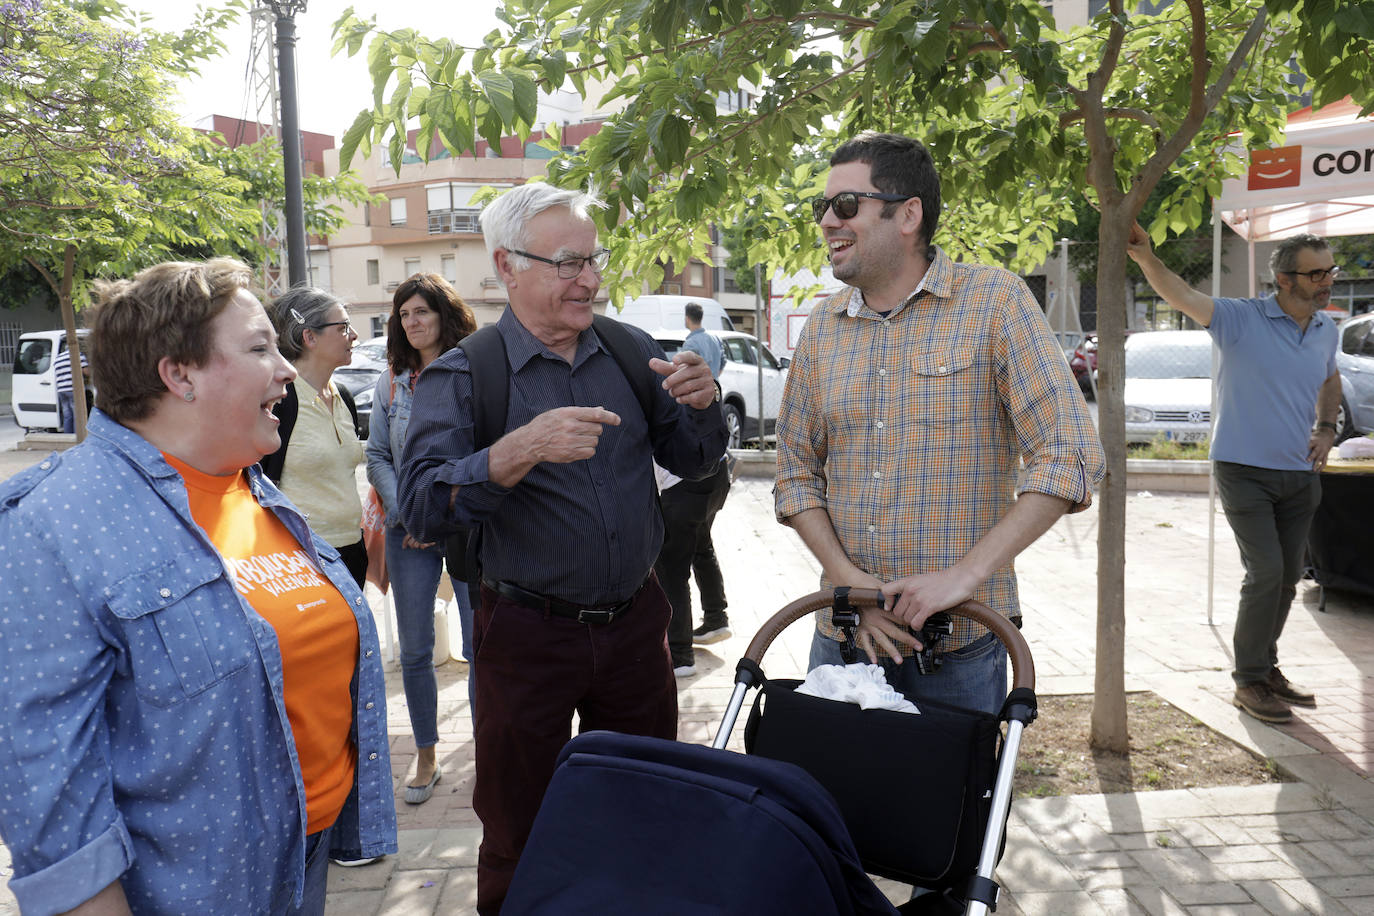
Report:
608,295,735,332
10,329,92,432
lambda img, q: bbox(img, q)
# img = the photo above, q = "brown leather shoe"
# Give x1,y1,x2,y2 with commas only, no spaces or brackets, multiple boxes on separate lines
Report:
1267,668,1316,708
1233,683,1292,723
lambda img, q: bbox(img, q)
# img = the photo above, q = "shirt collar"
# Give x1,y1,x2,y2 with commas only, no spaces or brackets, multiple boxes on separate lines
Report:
1262,294,1331,331
499,306,606,371
843,245,954,318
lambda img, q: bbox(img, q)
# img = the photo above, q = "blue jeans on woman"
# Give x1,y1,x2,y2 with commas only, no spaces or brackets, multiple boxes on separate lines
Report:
387,525,475,743
285,825,332,916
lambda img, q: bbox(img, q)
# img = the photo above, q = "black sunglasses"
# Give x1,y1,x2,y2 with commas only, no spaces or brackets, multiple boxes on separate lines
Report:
1281,266,1340,283
811,191,914,224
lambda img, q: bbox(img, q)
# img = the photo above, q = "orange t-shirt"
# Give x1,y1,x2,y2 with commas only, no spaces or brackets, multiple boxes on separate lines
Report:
166,454,360,832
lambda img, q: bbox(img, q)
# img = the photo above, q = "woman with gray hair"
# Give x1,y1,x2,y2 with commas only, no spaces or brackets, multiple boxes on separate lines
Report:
263,287,369,590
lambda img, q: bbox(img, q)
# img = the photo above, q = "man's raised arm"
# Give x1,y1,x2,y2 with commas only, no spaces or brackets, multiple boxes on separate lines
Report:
1126,222,1215,327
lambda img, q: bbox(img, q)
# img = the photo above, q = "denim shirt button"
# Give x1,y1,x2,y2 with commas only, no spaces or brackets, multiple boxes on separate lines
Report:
368,752,378,761
159,588,172,598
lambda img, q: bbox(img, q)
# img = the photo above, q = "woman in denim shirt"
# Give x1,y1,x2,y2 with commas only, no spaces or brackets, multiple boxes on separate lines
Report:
366,272,477,805
0,259,395,916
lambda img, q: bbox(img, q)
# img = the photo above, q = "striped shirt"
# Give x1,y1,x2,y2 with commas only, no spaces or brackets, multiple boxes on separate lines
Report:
775,248,1105,650
52,347,88,394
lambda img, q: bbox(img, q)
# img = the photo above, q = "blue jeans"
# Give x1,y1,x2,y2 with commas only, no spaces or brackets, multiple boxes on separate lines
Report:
286,825,332,916
808,627,1008,716
387,525,475,744
58,390,74,433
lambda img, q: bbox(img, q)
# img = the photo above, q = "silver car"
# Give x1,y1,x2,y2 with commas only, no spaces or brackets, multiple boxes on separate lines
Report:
1124,330,1213,446
1336,312,1374,440
654,330,788,448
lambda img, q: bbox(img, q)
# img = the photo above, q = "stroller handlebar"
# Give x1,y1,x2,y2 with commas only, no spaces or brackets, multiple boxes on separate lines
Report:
740,588,1034,692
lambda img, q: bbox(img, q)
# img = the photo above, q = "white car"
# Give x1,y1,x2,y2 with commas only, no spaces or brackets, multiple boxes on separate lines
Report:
10,329,92,432
1124,330,1213,446
653,329,788,448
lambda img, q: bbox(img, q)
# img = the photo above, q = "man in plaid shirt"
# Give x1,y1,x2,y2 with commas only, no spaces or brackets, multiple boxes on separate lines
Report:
775,132,1105,715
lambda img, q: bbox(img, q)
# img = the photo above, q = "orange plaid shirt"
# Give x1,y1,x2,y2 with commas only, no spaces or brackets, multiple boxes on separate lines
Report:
774,248,1106,651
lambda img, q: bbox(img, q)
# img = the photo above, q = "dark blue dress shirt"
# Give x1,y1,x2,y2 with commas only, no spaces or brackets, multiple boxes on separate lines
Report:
400,309,726,605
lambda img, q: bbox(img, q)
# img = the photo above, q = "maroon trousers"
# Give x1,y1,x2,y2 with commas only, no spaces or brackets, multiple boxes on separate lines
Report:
473,576,678,915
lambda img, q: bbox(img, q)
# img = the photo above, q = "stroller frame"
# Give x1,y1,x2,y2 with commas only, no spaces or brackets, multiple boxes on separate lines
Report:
711,588,1037,916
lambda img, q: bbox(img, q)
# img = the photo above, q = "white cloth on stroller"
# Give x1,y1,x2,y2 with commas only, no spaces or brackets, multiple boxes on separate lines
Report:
795,663,921,714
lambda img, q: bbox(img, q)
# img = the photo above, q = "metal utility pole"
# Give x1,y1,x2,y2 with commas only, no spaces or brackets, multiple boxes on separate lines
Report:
259,0,309,287
247,4,288,296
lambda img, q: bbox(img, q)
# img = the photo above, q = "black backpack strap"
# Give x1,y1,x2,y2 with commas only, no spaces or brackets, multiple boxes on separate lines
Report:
458,324,510,451
337,383,363,439
590,313,655,423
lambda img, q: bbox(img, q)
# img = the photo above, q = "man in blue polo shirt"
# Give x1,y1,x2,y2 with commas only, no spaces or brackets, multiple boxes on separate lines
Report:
1128,226,1341,724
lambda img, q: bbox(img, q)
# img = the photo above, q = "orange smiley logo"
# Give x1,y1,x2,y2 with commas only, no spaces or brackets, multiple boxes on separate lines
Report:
1248,145,1303,190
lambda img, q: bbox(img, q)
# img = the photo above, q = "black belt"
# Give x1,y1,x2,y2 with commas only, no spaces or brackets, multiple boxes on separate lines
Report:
483,578,643,624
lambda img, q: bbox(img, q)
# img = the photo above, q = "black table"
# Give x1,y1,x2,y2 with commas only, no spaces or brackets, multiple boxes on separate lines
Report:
1306,460,1374,611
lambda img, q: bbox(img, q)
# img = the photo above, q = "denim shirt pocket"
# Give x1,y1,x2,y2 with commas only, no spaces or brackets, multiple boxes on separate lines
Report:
909,349,977,426
105,553,257,707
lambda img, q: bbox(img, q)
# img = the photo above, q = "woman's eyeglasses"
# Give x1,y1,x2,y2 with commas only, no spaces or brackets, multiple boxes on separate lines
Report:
810,191,914,224
289,307,352,335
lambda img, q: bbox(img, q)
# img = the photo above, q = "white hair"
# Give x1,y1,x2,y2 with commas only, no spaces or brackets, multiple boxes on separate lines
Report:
479,182,604,280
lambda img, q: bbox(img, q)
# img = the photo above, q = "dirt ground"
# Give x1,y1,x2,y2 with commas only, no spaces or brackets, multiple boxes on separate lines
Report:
1014,692,1290,797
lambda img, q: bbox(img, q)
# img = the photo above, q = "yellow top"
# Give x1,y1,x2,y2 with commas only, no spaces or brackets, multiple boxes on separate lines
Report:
278,375,365,546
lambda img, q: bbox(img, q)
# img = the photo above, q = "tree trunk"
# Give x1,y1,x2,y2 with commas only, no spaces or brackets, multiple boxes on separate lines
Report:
1090,215,1131,752
57,244,90,442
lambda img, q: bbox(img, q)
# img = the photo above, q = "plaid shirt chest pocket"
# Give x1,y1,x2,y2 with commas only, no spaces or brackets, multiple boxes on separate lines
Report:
104,553,257,708
907,349,978,425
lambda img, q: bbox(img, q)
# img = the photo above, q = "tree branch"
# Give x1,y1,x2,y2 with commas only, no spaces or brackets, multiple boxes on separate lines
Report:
681,51,877,169
1078,0,1130,210
1124,3,1268,214
22,254,61,298
952,20,1009,52
1061,106,1161,131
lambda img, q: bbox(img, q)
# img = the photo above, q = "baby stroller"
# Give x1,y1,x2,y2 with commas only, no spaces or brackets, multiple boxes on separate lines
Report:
502,588,1037,916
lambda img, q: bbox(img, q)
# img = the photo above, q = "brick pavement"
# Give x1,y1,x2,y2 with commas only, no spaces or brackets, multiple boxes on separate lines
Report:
1,446,1372,914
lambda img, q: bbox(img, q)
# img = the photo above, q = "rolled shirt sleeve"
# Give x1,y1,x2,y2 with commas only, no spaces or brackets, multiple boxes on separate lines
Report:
995,279,1105,513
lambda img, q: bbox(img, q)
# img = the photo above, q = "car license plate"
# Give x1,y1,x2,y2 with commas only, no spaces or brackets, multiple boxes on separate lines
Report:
1167,430,1208,443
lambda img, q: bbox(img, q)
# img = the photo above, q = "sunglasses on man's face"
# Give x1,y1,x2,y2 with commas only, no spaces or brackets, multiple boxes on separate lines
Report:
811,191,915,224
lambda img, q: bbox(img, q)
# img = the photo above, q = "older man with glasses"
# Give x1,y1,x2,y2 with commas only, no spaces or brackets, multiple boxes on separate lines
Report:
775,131,1105,729
1128,227,1342,724
398,182,726,915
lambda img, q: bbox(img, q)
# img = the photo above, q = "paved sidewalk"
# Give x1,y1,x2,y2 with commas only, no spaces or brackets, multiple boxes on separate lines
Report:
1,447,1372,914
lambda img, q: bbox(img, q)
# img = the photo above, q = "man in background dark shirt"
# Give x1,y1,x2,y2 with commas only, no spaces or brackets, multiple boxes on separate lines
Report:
399,182,726,915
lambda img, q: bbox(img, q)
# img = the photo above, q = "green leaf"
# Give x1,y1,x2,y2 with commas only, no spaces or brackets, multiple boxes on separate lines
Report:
479,70,518,127
511,70,539,126
339,109,374,170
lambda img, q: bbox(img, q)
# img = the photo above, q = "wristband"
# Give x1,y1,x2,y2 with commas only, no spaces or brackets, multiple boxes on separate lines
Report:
1315,421,1337,433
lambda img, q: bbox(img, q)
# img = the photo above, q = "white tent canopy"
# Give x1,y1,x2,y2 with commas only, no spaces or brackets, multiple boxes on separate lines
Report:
1218,103,1374,242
